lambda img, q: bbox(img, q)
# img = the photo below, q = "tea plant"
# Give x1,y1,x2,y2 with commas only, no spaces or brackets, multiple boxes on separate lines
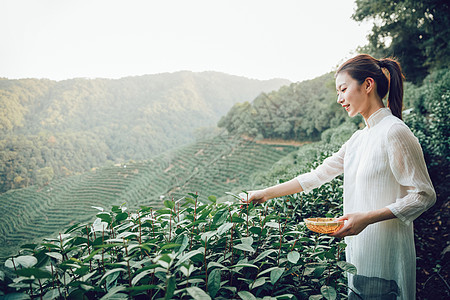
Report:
0,190,355,300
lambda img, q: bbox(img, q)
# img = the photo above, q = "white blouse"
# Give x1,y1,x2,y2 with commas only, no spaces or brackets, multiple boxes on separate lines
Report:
296,108,436,299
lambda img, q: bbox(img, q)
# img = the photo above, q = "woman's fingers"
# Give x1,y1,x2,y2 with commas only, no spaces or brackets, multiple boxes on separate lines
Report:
248,190,266,204
335,215,348,222
331,222,352,238
237,190,268,205
330,212,371,238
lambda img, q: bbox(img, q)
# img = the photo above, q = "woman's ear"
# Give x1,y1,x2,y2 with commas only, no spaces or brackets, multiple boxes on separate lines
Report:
364,77,375,94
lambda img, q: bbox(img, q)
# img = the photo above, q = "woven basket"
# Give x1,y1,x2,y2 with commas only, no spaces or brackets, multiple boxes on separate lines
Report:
304,218,344,234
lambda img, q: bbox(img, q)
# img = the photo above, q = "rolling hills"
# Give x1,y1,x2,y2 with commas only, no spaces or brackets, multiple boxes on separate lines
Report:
0,72,290,193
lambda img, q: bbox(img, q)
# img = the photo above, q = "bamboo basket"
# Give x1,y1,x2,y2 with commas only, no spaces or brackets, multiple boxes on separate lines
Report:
304,218,344,234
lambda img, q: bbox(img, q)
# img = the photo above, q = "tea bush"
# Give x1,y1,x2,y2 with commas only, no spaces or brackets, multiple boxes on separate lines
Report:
0,186,353,299
403,69,450,297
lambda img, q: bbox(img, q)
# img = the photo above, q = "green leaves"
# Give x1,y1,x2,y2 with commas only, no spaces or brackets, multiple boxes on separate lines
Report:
165,276,176,300
15,268,52,279
163,199,175,209
0,293,31,300
270,267,284,285
175,249,203,267
249,277,266,290
5,256,37,269
45,252,63,261
257,266,284,284
207,269,221,297
217,222,233,235
186,287,211,300
287,251,300,264
97,212,112,224
100,268,127,284
321,285,337,300
3,192,352,299
337,261,357,274
254,249,277,263
233,236,255,252
233,244,255,253
238,291,256,300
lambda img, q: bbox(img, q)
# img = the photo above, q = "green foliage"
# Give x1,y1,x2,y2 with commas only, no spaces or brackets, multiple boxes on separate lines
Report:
353,0,450,83
0,188,351,299
402,69,449,298
218,73,347,141
404,69,450,168
0,132,110,191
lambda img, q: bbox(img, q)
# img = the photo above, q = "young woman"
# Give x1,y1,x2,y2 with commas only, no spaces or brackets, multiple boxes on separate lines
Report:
246,54,436,299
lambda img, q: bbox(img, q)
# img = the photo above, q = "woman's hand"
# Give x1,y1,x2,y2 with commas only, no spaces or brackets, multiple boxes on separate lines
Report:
330,212,371,238
244,189,270,204
330,208,396,238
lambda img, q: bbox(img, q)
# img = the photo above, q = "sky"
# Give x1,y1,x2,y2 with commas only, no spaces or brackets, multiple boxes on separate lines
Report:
0,0,372,83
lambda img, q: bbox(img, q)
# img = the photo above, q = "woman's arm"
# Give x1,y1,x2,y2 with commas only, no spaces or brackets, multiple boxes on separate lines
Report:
247,178,303,204
247,137,349,204
385,124,436,225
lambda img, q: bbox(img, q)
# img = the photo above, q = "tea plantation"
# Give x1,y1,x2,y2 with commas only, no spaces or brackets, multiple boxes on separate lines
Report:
0,134,297,261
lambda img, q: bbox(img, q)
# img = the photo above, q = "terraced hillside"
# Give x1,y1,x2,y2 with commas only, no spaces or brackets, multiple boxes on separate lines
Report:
0,134,297,260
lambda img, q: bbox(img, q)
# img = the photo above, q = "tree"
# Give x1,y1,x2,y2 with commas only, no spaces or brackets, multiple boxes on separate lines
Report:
353,0,450,83
35,167,54,186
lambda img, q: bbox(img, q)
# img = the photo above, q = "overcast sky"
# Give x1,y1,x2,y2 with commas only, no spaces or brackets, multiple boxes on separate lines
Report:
1,0,372,82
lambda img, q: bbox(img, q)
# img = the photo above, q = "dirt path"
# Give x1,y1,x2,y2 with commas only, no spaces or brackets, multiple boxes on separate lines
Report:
241,135,310,146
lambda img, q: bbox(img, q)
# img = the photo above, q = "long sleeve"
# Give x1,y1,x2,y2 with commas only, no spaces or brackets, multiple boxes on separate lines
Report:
385,123,436,226
296,142,346,193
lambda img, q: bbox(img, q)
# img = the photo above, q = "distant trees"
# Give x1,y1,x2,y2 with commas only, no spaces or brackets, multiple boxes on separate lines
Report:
353,0,450,83
218,73,348,141
0,133,110,191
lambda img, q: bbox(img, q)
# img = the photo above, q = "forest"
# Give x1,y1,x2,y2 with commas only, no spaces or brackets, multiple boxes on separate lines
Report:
218,73,347,141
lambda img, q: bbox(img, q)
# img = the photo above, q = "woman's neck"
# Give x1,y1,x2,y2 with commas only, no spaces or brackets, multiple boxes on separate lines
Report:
361,98,385,122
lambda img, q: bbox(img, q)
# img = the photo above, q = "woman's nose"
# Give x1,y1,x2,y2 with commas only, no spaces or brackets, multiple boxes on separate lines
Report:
337,94,342,104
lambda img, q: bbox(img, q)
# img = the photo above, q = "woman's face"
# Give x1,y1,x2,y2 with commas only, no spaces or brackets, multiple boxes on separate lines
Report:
335,71,367,118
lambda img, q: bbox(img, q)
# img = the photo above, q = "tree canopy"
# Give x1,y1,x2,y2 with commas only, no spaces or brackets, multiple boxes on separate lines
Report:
218,73,351,141
353,0,450,83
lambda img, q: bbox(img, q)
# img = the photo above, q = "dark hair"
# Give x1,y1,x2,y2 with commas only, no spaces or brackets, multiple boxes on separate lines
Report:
336,54,405,120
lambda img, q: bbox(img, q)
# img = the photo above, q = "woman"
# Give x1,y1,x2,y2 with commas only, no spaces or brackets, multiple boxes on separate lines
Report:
246,54,436,299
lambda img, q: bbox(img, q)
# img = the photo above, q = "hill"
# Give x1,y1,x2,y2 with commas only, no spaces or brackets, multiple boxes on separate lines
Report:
0,72,290,193
218,72,352,141
0,133,297,260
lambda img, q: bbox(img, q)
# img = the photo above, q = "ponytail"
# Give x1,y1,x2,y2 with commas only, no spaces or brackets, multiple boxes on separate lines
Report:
336,54,405,120
378,58,404,120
